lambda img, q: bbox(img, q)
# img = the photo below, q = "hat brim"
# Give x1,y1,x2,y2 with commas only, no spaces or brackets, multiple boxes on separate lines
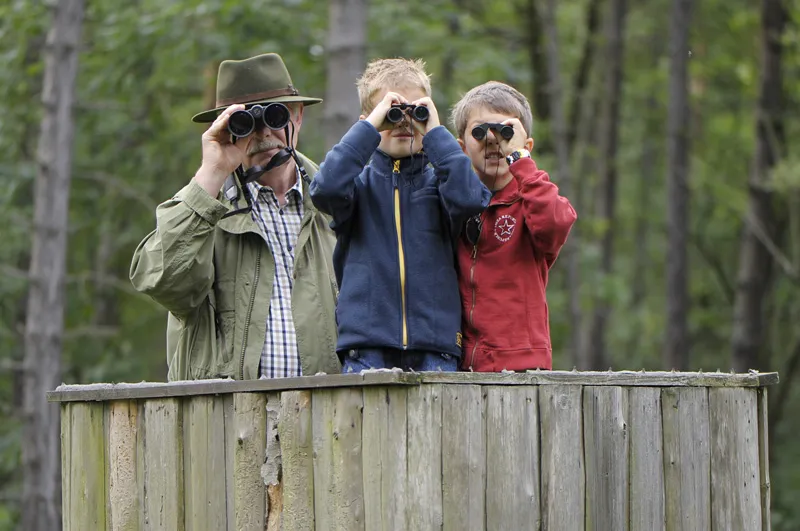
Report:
191,95,323,123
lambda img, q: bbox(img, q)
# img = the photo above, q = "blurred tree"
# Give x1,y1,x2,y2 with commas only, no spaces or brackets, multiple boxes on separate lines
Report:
22,0,84,529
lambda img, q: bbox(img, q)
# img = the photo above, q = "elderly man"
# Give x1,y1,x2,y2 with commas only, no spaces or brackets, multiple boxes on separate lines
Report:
131,53,340,381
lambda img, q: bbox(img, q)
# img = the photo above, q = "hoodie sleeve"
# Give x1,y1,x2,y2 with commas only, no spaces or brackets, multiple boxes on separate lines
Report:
309,120,381,231
422,126,492,231
511,157,577,263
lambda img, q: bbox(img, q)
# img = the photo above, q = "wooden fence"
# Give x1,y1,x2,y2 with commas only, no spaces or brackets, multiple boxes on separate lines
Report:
49,370,778,530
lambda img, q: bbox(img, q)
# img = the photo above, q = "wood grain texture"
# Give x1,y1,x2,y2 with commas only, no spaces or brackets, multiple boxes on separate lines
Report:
280,390,315,531
232,393,268,531
407,384,444,531
108,400,139,531
142,399,184,531
62,403,106,531
628,388,665,531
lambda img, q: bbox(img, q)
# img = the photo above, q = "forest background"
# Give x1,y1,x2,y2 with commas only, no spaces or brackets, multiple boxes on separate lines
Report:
1,0,798,528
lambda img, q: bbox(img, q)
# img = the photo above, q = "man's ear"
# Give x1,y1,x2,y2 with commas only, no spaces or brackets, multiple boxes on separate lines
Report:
458,137,466,153
294,104,305,126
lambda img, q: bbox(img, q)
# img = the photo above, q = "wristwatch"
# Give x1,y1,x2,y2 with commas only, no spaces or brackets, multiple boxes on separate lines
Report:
505,148,531,166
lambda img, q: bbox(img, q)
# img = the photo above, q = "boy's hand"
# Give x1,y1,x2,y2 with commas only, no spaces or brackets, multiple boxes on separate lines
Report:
410,97,440,135
493,118,529,156
364,92,406,132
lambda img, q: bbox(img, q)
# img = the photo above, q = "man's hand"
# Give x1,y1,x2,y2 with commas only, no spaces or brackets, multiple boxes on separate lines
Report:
493,118,528,156
194,104,248,197
410,97,440,136
364,92,406,132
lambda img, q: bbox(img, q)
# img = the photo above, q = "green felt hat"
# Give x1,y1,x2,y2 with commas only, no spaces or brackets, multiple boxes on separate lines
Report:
191,53,322,123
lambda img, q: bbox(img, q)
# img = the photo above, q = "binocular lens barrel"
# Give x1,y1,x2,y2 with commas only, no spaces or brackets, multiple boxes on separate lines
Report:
471,123,514,141
386,106,405,123
227,103,291,138
411,105,429,122
385,104,429,124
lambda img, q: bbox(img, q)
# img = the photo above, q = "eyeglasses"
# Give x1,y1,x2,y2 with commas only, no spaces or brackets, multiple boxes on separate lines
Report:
465,215,483,246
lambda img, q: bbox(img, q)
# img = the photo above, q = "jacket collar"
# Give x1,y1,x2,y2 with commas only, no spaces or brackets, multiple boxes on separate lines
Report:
488,158,539,205
217,151,323,235
369,148,429,174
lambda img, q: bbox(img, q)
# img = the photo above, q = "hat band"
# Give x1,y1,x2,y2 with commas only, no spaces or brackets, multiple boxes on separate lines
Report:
216,86,300,107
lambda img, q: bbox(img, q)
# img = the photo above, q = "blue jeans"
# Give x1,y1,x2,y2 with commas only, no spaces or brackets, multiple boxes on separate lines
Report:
342,348,458,373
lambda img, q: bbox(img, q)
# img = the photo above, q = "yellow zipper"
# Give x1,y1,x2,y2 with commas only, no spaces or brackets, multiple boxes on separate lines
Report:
393,159,408,348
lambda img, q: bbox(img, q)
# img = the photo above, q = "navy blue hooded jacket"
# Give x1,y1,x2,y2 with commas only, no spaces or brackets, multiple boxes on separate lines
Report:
309,120,491,358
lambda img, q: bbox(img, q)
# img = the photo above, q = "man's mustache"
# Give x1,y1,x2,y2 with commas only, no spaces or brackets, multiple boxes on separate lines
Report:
247,140,286,156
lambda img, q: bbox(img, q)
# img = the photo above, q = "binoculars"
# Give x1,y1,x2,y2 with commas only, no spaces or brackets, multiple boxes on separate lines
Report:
386,103,429,124
228,103,291,138
471,122,514,141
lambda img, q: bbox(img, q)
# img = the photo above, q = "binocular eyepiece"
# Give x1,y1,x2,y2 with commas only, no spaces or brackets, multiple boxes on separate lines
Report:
471,122,514,141
386,103,429,124
228,103,291,138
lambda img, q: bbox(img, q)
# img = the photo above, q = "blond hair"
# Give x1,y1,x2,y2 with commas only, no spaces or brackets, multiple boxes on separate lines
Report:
450,81,533,139
356,58,432,115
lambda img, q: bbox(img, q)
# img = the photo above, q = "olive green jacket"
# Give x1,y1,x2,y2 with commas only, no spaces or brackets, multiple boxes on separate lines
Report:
130,154,341,381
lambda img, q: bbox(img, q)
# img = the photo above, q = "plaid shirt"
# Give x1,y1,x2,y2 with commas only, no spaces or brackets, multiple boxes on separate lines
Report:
248,173,304,378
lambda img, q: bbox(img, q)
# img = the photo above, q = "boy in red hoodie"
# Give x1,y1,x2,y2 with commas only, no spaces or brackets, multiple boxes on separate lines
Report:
450,81,577,371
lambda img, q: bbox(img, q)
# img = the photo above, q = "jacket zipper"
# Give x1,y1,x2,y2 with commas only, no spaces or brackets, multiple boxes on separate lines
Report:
239,246,262,380
467,215,482,370
393,159,409,349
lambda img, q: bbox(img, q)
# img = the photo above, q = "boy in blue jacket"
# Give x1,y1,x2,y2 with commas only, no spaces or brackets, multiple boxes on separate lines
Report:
310,58,490,373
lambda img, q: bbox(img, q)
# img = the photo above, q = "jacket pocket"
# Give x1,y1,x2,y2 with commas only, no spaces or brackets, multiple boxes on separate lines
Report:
410,187,442,233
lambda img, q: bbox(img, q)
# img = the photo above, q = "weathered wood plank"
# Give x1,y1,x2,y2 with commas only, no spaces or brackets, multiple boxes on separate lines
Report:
362,387,408,531
442,385,485,531
628,388,665,531
62,402,106,531
662,387,711,531
142,399,184,531
312,388,365,531
108,400,139,531
758,388,771,531
222,395,235,529
709,388,761,529
264,393,282,531
183,396,227,531
485,386,540,530
419,370,779,388
280,390,315,531
584,386,629,531
232,393,268,531
48,370,420,402
407,384,444,530
540,385,585,531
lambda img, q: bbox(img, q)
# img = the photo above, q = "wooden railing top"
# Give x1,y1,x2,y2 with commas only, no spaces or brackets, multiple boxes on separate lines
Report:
46,369,779,402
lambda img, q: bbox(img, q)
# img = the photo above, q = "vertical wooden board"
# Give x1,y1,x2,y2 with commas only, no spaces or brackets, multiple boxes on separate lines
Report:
183,396,227,531
361,387,408,531
662,387,711,531
108,400,140,531
709,388,761,530
313,388,365,531
485,386,540,530
232,392,268,531
63,402,106,531
584,386,630,531
280,390,315,531
539,385,585,531
264,393,283,531
406,384,444,531
442,385,485,531
142,398,184,531
758,389,771,531
629,388,665,531
61,405,71,531
222,395,235,530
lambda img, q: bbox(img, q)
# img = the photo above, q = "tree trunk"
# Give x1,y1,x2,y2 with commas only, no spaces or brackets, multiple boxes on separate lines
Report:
731,0,786,372
525,0,550,122
22,0,84,528
586,0,628,370
664,0,694,370
542,0,582,368
567,0,602,153
323,0,367,149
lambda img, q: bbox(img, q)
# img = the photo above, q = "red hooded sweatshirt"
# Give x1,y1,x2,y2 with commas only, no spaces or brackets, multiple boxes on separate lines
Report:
456,157,577,371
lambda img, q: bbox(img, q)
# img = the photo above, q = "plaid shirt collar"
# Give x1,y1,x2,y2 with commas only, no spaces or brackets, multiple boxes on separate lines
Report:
248,167,303,206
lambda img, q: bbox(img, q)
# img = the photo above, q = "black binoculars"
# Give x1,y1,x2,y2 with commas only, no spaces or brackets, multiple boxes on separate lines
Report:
228,103,291,138
471,122,514,141
386,103,429,124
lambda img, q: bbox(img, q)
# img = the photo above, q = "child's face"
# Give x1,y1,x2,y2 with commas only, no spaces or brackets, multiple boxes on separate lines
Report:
459,105,532,190
369,86,427,159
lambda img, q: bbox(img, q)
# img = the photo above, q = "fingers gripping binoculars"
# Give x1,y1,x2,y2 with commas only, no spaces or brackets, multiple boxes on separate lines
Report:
228,103,291,138
471,122,514,141
386,103,429,124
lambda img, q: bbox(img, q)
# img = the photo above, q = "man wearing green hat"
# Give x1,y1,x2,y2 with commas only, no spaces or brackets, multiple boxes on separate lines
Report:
130,53,341,381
